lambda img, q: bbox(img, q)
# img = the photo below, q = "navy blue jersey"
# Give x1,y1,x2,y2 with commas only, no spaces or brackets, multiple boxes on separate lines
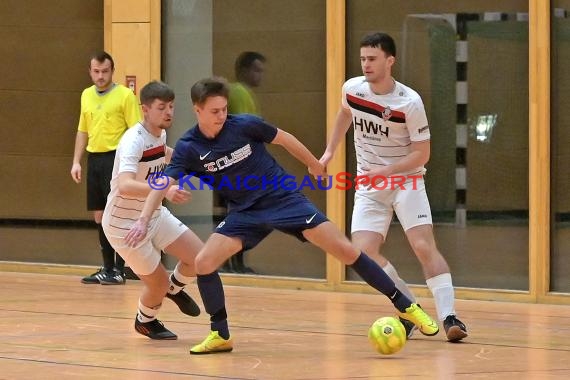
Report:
165,114,293,211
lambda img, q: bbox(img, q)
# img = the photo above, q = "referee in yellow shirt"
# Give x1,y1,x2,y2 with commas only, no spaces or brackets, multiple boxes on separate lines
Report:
71,51,142,285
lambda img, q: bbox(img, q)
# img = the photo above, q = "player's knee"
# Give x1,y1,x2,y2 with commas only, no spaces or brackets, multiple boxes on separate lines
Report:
335,242,360,265
409,238,434,258
194,255,216,275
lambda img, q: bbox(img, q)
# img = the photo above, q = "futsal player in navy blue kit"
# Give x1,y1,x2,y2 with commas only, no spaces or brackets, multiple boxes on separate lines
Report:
125,77,439,354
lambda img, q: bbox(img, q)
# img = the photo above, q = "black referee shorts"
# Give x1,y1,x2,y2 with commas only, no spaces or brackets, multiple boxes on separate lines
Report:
86,151,116,211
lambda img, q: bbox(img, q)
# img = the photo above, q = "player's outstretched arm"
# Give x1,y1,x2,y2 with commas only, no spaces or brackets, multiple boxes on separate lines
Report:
271,128,325,179
319,107,353,167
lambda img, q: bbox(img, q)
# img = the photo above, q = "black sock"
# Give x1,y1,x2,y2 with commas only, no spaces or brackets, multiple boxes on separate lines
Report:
98,224,115,272
115,253,125,273
197,272,230,339
350,252,412,312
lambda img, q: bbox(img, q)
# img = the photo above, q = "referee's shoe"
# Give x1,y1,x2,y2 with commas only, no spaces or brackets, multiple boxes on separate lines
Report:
81,268,124,285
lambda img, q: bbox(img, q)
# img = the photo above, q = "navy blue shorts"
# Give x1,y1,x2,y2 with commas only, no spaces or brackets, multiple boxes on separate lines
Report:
215,192,328,250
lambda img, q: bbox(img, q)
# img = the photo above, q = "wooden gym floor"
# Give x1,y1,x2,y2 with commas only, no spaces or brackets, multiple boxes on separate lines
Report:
1,271,569,380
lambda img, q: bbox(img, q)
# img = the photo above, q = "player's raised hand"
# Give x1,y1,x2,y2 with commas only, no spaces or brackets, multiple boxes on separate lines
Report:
166,186,192,204
125,217,149,247
70,163,82,183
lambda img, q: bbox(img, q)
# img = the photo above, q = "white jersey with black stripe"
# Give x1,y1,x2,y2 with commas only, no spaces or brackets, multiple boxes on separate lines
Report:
342,76,430,182
102,122,166,237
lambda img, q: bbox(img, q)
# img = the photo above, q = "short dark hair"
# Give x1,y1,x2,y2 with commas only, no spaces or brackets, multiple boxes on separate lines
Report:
90,51,115,70
234,51,266,77
360,32,396,57
140,80,175,106
190,77,230,106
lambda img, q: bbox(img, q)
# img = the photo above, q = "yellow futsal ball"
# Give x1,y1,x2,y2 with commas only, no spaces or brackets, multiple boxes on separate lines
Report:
368,316,407,355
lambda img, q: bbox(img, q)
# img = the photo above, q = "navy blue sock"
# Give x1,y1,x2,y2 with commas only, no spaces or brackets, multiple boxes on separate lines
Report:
350,252,412,312
197,272,229,339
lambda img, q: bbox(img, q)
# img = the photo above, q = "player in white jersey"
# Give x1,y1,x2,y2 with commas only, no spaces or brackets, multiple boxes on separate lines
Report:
102,81,203,340
320,32,467,342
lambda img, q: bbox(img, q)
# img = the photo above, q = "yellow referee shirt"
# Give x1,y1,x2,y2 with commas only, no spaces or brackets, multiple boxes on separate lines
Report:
78,84,142,153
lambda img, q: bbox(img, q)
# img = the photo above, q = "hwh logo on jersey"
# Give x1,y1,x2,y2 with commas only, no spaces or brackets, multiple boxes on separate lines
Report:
204,144,252,172
145,162,167,180
353,117,389,137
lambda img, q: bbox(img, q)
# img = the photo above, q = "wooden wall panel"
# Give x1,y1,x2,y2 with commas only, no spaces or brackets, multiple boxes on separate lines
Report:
0,0,102,27
110,0,150,22
0,0,103,219
110,23,152,92
0,156,89,219
0,92,84,156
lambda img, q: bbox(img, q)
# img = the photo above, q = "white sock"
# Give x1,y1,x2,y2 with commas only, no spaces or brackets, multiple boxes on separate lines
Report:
137,299,160,323
167,263,194,295
426,273,455,321
382,261,416,303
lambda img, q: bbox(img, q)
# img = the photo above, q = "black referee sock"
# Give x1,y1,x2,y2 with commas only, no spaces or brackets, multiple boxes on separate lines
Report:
115,254,125,273
350,252,411,312
98,224,115,272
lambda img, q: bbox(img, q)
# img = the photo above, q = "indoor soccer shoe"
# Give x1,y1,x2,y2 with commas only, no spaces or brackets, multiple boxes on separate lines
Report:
399,303,439,336
166,290,201,317
100,269,125,285
134,317,177,340
444,315,468,342
399,316,418,339
189,331,233,355
80,267,107,284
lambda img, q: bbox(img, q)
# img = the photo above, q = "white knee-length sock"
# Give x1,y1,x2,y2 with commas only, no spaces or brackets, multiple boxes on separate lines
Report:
426,273,455,321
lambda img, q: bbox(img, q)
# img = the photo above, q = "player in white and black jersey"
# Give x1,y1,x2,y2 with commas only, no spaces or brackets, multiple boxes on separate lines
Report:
320,32,468,342
102,81,203,340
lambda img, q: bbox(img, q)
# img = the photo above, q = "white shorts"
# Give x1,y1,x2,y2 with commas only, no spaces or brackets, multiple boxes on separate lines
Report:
104,207,188,275
351,177,432,238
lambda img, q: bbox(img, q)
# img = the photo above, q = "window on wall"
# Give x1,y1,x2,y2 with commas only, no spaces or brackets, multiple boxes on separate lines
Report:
162,0,328,278
345,1,530,290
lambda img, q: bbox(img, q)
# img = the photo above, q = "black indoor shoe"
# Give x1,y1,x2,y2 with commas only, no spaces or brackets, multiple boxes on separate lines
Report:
166,290,201,317
134,317,177,340
444,315,468,342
